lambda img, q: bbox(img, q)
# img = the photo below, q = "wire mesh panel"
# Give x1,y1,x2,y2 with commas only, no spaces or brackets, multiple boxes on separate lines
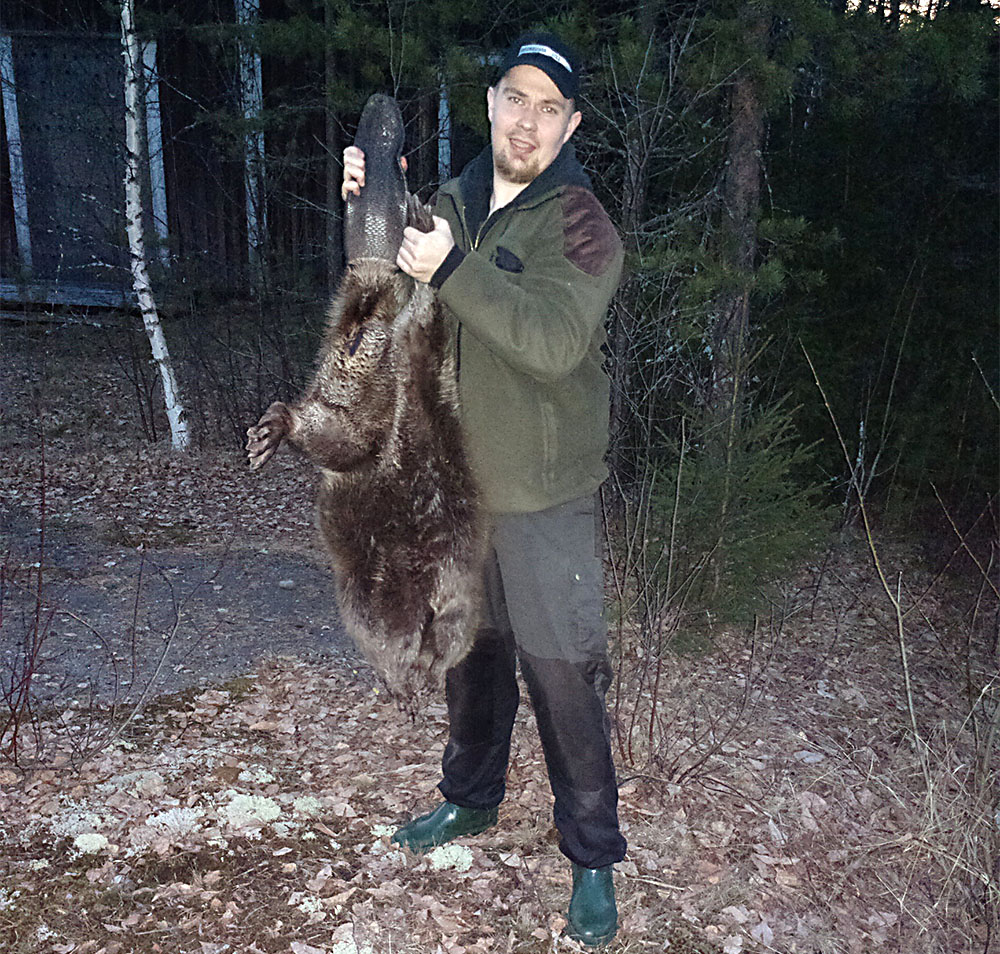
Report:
2,31,129,298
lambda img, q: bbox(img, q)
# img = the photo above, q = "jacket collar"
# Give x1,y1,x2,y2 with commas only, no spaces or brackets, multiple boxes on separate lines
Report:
453,140,592,238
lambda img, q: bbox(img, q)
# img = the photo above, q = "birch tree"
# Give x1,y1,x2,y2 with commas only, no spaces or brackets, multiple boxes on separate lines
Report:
121,0,190,450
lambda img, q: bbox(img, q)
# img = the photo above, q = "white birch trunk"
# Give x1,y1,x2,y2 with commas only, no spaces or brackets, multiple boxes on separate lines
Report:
0,36,32,273
438,74,452,182
236,0,266,280
141,39,170,268
121,0,190,450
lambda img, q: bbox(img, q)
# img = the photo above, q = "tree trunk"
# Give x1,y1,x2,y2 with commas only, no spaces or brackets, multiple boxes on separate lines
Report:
708,6,767,420
607,3,656,483
236,0,266,286
121,0,190,450
703,4,768,594
417,90,436,190
438,74,452,182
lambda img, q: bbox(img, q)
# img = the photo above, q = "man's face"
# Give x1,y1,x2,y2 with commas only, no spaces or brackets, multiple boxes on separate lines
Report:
486,65,582,186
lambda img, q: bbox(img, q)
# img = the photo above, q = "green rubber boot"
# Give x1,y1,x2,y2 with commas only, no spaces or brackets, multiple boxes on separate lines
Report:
390,801,498,854
566,863,618,947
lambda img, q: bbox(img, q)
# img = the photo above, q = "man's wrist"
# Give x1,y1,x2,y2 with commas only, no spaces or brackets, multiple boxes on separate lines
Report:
429,245,466,290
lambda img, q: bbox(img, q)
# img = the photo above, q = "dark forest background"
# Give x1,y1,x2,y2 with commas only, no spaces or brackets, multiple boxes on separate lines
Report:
1,0,997,622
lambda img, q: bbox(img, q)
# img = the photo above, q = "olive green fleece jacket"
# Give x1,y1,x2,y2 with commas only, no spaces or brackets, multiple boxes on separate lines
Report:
428,143,624,514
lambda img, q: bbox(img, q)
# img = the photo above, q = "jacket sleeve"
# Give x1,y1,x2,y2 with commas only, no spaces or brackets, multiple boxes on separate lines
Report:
434,189,624,383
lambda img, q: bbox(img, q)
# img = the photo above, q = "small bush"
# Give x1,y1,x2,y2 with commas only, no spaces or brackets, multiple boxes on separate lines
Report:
640,396,829,629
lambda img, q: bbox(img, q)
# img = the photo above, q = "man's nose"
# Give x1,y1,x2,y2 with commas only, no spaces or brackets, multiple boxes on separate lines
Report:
516,109,536,129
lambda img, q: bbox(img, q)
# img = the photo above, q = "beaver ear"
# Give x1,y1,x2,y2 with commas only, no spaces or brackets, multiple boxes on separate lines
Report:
406,193,435,233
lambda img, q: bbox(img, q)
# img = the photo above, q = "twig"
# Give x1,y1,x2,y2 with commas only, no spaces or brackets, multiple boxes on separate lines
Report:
802,344,928,774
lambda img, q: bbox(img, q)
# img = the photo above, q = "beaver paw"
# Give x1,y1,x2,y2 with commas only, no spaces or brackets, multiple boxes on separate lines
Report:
406,193,435,233
246,401,291,471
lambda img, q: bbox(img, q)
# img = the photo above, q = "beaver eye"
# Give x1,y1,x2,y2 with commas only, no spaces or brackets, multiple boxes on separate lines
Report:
346,326,365,356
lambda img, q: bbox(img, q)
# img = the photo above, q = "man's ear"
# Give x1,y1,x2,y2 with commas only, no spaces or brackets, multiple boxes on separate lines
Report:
486,86,496,123
563,110,582,145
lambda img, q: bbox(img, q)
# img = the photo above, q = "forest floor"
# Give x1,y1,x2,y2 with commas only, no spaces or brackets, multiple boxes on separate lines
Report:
0,317,997,954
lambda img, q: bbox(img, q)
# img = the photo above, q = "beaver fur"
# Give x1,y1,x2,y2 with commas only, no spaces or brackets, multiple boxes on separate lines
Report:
247,96,484,699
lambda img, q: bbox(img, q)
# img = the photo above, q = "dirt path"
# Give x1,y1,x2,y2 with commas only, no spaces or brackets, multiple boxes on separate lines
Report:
2,503,357,705
0,319,362,707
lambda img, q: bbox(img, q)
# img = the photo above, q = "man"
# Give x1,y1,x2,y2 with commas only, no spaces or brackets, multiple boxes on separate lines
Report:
343,30,625,947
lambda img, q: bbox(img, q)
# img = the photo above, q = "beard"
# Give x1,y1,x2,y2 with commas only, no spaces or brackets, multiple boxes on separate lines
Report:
493,141,541,185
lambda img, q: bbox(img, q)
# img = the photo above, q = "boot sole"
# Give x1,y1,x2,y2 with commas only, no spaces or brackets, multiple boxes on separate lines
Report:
392,811,498,854
563,926,618,947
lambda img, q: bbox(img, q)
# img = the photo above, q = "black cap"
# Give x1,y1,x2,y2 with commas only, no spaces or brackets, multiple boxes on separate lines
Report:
496,30,581,100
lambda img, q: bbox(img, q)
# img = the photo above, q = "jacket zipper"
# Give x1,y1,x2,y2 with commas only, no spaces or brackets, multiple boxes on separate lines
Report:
456,203,472,380
459,205,487,252
454,200,504,379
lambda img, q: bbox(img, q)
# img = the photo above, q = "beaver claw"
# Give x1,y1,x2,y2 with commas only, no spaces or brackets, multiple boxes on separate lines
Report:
406,193,435,233
246,401,291,471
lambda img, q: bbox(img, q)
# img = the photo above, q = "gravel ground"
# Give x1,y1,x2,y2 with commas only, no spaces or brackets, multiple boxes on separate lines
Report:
1,502,359,705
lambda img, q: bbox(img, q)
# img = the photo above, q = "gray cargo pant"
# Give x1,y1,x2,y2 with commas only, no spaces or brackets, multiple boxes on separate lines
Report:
438,494,627,869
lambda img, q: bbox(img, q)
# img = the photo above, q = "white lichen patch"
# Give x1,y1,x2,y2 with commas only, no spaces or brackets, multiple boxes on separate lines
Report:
73,832,110,855
100,770,166,798
290,892,324,916
293,796,324,817
369,823,395,839
368,842,406,865
0,887,21,910
238,766,275,785
220,792,281,828
427,843,474,872
48,804,108,839
127,806,205,850
149,807,204,835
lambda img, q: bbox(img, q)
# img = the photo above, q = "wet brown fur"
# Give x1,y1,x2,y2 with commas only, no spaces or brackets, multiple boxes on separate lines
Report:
247,256,486,700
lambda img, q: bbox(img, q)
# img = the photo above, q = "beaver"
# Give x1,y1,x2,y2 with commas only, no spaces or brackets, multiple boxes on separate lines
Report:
246,94,485,700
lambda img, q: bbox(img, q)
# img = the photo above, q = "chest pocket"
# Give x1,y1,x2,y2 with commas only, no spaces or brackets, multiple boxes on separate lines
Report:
492,246,524,273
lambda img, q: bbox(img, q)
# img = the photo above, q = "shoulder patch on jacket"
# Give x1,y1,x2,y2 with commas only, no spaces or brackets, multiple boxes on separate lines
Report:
561,186,621,277
493,246,525,273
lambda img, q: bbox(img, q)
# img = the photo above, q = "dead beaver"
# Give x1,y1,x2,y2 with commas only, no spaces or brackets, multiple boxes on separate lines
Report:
246,94,485,699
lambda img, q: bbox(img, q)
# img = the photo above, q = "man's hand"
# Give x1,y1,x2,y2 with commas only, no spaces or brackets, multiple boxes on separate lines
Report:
397,216,455,284
341,146,366,201
342,146,409,202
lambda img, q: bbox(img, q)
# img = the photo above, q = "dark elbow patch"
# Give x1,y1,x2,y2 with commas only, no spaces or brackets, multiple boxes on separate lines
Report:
561,187,621,277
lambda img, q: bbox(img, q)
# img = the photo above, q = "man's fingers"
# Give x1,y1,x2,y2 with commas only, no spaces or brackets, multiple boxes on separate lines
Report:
343,145,365,172
342,145,366,202
396,246,413,276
